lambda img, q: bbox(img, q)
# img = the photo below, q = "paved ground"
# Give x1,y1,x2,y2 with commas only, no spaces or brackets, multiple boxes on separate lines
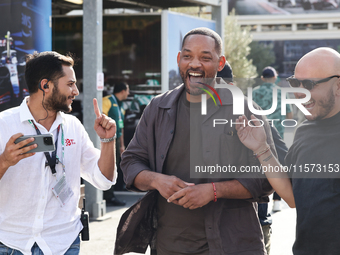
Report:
79,192,296,255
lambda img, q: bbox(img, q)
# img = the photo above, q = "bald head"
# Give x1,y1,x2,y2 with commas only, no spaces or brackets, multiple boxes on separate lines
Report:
293,47,340,121
295,47,340,79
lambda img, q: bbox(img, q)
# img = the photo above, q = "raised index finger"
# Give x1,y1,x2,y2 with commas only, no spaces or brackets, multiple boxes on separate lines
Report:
93,98,101,118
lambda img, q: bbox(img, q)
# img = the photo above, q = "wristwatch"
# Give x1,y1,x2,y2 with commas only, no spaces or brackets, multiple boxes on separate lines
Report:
99,134,117,143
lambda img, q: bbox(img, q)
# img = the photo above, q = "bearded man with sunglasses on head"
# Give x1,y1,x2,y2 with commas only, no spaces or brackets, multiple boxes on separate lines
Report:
235,47,340,255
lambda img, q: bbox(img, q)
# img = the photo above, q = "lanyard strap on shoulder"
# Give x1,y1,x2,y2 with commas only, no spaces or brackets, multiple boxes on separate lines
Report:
28,120,60,176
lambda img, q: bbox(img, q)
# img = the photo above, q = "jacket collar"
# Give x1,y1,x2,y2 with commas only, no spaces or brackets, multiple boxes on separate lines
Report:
158,84,185,109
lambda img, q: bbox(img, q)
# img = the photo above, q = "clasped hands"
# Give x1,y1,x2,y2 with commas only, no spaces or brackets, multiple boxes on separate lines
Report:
157,175,215,210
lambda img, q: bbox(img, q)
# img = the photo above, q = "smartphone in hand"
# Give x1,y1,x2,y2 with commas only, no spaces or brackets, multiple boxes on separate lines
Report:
14,134,55,153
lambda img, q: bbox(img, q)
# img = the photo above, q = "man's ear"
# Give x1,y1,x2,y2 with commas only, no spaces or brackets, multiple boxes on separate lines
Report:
39,79,50,92
177,51,181,66
335,77,340,96
217,56,226,72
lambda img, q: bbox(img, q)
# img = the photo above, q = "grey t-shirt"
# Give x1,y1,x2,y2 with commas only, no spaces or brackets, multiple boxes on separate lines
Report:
156,91,210,255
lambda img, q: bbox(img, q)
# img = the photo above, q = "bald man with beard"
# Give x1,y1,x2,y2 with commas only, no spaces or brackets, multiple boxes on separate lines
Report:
235,47,340,255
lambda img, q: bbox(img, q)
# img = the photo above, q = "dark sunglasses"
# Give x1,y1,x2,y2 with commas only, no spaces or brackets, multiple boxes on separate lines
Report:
287,75,340,90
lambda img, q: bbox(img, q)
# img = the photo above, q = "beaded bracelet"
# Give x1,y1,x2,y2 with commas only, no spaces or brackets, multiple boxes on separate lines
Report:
211,182,217,202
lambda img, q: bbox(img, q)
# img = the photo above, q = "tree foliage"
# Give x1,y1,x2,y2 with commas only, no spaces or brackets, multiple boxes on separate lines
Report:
223,10,257,80
248,41,276,77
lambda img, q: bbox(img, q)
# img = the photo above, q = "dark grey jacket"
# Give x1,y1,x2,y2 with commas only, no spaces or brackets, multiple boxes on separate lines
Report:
118,83,275,255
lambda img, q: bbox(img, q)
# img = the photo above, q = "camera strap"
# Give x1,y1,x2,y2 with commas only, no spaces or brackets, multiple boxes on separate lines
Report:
28,120,60,176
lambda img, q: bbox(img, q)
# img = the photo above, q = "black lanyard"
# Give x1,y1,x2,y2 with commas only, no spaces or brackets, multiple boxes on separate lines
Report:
31,121,60,175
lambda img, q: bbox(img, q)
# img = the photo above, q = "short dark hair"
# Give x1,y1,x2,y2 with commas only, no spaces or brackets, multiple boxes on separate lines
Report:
182,27,223,56
114,82,128,94
217,61,233,82
25,51,74,94
262,66,277,78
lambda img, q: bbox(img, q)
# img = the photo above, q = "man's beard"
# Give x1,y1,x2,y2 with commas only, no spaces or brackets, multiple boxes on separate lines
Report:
309,88,335,121
45,86,72,113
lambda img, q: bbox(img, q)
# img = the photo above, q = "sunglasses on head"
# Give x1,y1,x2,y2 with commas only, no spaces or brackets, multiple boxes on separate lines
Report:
286,75,340,90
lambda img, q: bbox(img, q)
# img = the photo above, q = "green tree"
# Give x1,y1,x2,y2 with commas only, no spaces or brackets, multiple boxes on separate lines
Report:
248,41,276,77
223,10,257,91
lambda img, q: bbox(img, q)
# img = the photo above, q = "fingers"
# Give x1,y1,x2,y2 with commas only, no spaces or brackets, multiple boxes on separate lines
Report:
157,177,184,201
236,115,247,126
250,114,262,127
11,133,36,152
20,144,38,154
2,134,37,169
10,133,25,143
167,189,185,203
167,187,202,209
15,137,35,149
93,98,101,118
8,133,38,154
16,150,36,160
235,115,247,132
177,179,192,189
97,115,116,131
236,114,261,131
98,114,109,127
184,182,195,186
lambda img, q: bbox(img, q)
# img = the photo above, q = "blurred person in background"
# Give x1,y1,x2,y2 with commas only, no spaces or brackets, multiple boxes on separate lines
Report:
102,82,130,206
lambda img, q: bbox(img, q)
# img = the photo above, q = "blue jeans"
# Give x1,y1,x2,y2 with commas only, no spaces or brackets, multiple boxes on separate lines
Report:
0,236,80,255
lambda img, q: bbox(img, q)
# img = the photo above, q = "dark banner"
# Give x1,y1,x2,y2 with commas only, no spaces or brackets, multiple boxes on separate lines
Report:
0,0,51,112
53,15,161,89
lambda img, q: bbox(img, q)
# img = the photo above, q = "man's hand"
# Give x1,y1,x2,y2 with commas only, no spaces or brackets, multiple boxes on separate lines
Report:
152,173,194,201
0,133,37,175
235,115,268,153
93,98,116,139
167,183,214,210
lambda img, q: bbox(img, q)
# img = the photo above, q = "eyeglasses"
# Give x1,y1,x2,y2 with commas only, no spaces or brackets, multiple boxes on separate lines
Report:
287,75,340,90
